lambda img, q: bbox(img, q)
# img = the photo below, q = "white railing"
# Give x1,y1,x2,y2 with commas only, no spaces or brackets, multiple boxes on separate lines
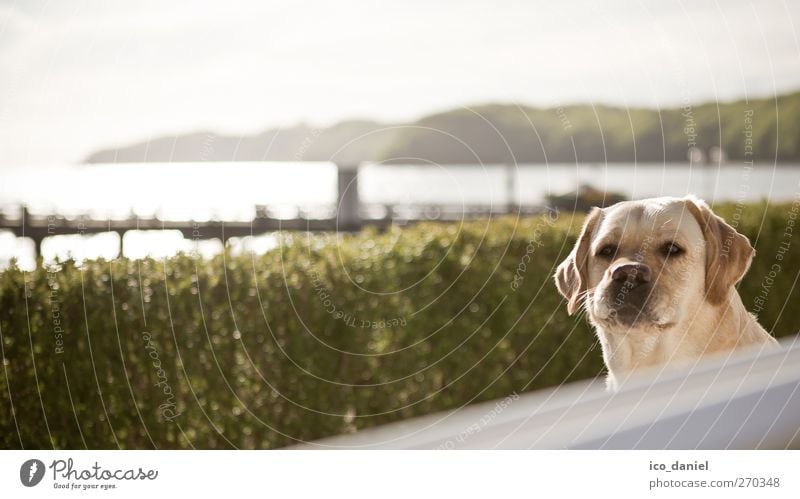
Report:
294,335,800,449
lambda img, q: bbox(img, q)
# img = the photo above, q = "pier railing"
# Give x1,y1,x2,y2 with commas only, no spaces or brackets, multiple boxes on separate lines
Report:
0,163,540,258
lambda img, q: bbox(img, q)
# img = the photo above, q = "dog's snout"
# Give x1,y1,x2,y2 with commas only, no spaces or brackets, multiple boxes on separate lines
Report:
611,262,652,285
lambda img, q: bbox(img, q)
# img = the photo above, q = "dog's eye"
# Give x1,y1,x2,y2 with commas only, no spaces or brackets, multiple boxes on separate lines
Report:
596,245,617,258
662,242,684,257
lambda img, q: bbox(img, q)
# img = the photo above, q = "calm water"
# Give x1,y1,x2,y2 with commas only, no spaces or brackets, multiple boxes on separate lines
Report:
2,162,799,218
2,162,799,268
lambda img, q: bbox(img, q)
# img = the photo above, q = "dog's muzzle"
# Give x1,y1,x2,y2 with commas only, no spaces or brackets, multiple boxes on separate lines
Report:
604,262,654,325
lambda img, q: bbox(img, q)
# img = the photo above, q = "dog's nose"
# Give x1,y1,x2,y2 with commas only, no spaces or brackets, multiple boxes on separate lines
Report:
611,262,652,284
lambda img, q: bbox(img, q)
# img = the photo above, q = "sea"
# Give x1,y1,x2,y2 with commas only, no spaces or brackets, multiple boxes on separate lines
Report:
1,161,798,269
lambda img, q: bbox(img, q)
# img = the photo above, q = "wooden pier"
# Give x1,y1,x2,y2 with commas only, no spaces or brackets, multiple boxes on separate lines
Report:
0,204,542,258
0,163,541,258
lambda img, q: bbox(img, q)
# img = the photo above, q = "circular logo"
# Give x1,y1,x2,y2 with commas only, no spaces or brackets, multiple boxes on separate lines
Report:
20,459,45,487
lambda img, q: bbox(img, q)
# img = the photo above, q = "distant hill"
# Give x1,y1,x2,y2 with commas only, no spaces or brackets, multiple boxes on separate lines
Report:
85,92,800,164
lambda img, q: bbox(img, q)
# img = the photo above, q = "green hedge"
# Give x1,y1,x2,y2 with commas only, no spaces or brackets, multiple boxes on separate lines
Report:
1,202,799,449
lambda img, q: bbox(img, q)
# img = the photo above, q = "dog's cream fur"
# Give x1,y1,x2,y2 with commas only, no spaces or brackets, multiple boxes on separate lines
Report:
555,195,777,389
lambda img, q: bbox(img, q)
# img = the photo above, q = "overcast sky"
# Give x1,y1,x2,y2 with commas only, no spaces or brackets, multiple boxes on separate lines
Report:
1,0,799,166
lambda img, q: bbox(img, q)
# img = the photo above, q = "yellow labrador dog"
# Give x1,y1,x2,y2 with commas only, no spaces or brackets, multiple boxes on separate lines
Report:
555,195,777,389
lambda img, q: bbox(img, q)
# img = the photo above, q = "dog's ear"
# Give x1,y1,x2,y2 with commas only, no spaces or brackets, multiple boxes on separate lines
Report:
685,196,755,305
555,207,602,315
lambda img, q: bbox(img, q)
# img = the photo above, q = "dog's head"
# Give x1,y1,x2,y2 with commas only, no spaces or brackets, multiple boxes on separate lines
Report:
555,196,754,333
